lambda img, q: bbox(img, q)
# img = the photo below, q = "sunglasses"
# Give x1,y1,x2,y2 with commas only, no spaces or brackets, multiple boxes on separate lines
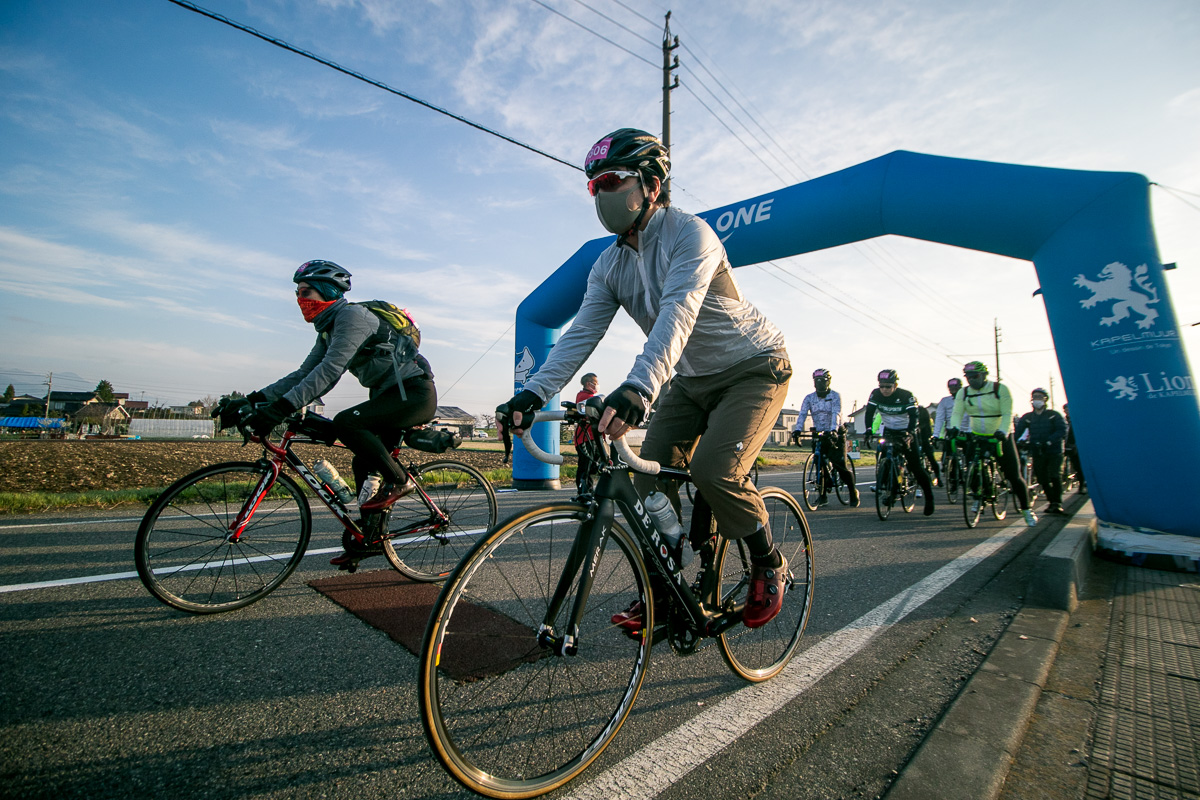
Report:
295,287,322,298
878,383,896,389
964,372,984,379
587,170,640,196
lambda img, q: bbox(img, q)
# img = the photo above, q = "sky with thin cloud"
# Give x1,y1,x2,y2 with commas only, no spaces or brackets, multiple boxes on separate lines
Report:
1,0,1197,419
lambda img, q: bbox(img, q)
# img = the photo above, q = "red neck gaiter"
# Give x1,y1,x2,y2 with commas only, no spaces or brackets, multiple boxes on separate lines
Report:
298,296,337,322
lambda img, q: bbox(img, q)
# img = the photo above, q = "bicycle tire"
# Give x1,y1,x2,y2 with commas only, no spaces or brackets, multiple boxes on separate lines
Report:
963,460,984,529
992,462,1010,520
901,468,917,513
135,461,311,613
419,503,652,799
875,458,893,521
835,459,856,505
717,487,814,681
382,459,497,581
801,452,820,511
945,456,961,505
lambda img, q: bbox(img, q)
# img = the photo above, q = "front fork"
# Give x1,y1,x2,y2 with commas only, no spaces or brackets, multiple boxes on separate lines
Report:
226,458,284,542
538,499,613,657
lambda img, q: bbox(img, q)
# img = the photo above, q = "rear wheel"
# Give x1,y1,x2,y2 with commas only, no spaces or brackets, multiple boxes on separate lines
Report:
963,460,984,529
718,487,814,681
383,460,497,581
135,462,311,613
945,455,961,504
875,458,893,521
419,504,651,798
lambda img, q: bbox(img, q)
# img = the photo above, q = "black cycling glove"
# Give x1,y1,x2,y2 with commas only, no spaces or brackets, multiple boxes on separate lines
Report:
246,390,268,406
247,397,295,437
602,384,649,428
211,396,253,430
497,390,543,430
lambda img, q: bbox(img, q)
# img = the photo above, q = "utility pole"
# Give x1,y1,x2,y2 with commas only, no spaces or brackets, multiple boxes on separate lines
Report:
43,372,52,418
661,11,679,197
1049,375,1056,408
993,319,1002,382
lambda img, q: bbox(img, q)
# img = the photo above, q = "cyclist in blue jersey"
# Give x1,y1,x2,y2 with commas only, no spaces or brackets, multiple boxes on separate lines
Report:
948,361,1037,527
864,369,935,516
797,368,859,506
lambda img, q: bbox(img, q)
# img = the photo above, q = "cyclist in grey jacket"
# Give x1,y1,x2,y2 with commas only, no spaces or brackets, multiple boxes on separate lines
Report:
246,261,437,543
499,128,792,630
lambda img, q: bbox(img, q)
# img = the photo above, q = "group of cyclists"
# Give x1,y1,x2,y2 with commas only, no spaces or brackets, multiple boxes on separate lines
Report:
225,126,1083,627
789,361,1080,527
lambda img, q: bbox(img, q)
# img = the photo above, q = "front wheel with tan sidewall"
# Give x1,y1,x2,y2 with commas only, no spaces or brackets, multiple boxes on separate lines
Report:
418,503,652,799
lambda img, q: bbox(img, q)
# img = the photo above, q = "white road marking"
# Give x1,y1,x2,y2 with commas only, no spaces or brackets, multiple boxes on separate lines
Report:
564,517,1028,800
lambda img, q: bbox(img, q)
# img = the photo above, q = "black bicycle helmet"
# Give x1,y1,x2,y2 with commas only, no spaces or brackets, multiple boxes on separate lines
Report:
947,377,962,391
584,128,671,183
1031,387,1049,398
963,360,988,376
877,369,898,384
812,368,831,380
294,260,352,293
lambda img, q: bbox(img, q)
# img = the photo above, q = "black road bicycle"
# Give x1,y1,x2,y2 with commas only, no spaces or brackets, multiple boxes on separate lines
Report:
872,433,917,521
417,408,815,798
801,429,857,510
135,412,496,613
962,434,1012,528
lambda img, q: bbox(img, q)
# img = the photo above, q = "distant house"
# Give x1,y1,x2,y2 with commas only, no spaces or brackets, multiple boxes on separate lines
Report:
112,393,150,414
432,406,477,438
0,394,45,417
766,408,801,445
46,390,101,417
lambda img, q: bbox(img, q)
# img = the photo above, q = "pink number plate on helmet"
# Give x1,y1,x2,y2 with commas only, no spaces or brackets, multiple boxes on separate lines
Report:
585,138,613,168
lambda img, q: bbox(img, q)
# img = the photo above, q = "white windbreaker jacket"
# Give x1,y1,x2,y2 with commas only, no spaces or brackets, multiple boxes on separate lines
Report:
523,206,787,402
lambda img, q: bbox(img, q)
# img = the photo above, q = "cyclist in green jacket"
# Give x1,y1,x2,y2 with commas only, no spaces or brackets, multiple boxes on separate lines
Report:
948,361,1037,527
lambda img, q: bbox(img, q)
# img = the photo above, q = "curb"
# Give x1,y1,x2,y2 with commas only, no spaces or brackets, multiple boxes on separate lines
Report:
886,500,1095,800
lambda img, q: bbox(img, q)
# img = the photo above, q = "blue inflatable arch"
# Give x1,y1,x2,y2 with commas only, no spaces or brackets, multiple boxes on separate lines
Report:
514,150,1199,537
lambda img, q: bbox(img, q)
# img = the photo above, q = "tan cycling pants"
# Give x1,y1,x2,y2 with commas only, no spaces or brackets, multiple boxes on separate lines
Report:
635,353,791,540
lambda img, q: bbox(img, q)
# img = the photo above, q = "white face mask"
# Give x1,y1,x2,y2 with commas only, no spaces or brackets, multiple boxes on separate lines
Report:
594,183,645,234
1032,399,1046,409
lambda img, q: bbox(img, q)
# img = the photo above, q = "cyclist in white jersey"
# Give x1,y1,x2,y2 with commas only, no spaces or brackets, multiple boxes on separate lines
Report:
499,128,792,630
948,361,1037,527
797,368,858,505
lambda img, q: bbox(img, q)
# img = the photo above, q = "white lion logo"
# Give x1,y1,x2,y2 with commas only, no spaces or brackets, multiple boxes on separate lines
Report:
1106,376,1138,401
1074,261,1160,330
514,347,536,385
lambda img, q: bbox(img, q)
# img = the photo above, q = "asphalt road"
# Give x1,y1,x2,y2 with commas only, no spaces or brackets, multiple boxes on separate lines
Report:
0,469,1080,800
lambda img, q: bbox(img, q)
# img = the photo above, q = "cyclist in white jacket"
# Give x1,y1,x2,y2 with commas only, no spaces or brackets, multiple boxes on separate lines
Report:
499,128,791,630
949,361,1036,527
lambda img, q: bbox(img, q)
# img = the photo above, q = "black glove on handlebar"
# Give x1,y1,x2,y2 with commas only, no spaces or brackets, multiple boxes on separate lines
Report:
602,384,649,428
212,396,253,430
246,397,295,437
497,390,543,431
246,390,267,406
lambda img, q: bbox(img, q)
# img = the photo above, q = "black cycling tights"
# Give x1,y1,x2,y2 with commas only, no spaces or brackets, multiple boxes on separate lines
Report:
333,379,438,490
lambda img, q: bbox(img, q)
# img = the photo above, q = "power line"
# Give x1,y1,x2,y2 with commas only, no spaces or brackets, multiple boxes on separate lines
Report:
565,0,658,48
677,81,792,186
523,0,658,68
438,322,516,401
1153,183,1200,214
164,0,582,171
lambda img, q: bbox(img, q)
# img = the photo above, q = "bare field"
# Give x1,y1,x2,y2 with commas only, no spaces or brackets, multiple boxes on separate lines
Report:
0,439,526,494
